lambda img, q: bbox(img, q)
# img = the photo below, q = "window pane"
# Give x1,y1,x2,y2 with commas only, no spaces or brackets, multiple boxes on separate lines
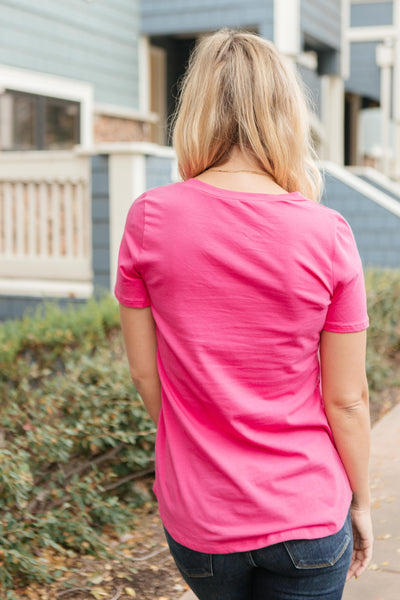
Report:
0,92,36,150
44,99,80,150
14,95,36,149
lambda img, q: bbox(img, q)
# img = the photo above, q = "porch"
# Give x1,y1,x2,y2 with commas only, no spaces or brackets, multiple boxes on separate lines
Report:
0,143,177,320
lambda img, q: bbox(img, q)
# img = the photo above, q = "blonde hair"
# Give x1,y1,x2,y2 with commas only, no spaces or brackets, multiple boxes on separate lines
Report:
172,29,322,201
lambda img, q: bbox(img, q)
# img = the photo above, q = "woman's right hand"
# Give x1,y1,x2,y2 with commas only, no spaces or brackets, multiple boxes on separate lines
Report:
346,507,373,581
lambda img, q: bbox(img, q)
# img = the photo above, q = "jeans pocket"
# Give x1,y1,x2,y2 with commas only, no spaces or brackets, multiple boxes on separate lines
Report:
283,512,352,569
164,527,214,578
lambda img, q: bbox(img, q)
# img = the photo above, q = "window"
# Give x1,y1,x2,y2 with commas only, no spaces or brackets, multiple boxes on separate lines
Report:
0,90,80,151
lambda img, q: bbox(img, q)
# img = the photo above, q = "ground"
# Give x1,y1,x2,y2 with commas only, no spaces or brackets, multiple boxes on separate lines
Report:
14,381,400,600
16,497,188,600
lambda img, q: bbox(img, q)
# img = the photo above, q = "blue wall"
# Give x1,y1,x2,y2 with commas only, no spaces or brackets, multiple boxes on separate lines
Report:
350,1,393,27
146,156,175,190
297,64,322,117
0,0,141,109
91,155,110,292
141,0,274,39
0,295,85,322
346,2,393,102
301,0,341,51
323,174,400,268
347,42,381,102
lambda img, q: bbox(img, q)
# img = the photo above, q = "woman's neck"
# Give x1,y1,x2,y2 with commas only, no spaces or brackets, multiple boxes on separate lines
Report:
194,147,288,195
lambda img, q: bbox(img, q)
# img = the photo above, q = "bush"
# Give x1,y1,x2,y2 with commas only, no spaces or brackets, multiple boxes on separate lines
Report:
365,269,400,391
0,298,155,594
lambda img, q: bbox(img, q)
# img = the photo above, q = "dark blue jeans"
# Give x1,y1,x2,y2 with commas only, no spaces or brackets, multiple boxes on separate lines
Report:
164,512,352,600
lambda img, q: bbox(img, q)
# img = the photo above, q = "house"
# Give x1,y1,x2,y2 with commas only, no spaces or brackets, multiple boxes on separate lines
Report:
346,0,400,178
0,0,399,320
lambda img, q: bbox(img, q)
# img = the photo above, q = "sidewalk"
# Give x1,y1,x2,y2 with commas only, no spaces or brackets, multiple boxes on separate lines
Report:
180,402,400,600
343,401,400,600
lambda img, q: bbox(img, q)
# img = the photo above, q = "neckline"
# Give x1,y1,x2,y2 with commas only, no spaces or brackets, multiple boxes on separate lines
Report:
184,177,305,201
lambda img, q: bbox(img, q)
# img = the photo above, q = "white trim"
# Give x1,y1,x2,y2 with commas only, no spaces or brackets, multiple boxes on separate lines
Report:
322,161,400,218
0,279,93,298
109,153,146,292
0,64,93,148
0,150,90,181
347,165,400,197
94,102,159,124
273,0,300,56
296,52,318,71
78,141,176,158
351,0,394,4
341,0,351,79
347,26,398,42
321,76,345,164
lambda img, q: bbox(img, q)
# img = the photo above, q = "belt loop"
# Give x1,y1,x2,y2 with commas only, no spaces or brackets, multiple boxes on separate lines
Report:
246,550,258,568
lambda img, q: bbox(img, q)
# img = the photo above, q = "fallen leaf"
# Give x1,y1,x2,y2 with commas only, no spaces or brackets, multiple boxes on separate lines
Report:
125,588,137,598
89,572,105,585
90,588,108,600
120,533,135,543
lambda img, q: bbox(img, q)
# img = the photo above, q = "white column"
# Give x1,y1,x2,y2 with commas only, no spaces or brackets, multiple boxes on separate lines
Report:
393,0,400,181
321,75,345,165
341,0,351,80
273,0,301,57
109,153,146,292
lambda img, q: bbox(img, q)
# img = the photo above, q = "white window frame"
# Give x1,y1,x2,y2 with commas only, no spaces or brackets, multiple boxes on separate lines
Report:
0,64,93,149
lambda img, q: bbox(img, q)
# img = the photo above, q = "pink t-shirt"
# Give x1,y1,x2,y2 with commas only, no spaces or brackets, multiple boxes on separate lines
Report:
115,178,369,553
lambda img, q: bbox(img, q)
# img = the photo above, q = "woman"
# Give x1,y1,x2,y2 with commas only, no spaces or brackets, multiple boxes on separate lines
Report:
115,29,373,600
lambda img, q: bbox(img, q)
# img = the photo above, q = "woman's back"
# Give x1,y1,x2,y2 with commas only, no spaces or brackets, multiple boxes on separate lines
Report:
116,176,368,552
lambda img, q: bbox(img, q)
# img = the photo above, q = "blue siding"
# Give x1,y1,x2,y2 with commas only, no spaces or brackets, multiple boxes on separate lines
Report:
346,2,393,101
351,1,393,27
0,296,85,322
323,174,400,268
146,156,175,190
301,0,341,51
346,42,380,101
91,155,110,292
141,0,274,39
0,0,140,109
297,64,321,117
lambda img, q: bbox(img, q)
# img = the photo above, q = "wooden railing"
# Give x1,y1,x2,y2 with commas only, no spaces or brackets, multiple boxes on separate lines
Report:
0,152,92,285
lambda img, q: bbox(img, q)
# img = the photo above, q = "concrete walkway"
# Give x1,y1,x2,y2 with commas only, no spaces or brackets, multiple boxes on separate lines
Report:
180,402,400,600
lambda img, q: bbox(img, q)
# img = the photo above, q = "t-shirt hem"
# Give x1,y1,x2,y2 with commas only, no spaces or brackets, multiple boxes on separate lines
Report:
160,514,351,555
156,492,353,555
323,319,369,333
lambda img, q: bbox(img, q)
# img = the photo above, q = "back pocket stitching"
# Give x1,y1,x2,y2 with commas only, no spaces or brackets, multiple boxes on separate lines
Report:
283,532,351,570
174,555,213,579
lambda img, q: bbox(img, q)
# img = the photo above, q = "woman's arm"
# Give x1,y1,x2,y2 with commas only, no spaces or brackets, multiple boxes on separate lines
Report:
320,329,373,580
119,304,161,426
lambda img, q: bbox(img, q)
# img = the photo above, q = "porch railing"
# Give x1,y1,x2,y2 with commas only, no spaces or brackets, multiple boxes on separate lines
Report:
0,152,92,287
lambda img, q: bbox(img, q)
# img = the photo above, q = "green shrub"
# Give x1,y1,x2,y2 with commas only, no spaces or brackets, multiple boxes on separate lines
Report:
0,295,120,382
0,298,155,592
365,269,400,390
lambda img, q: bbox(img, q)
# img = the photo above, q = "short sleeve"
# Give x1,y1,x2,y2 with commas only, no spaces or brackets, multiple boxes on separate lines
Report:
323,216,369,333
114,194,151,307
